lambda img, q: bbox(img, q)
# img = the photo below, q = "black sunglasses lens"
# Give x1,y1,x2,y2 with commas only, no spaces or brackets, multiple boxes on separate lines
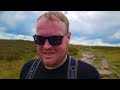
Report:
33,35,63,46
49,36,63,46
36,36,46,45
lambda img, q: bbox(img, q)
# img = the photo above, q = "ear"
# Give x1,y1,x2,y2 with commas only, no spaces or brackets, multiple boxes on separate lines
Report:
67,32,71,39
67,32,71,43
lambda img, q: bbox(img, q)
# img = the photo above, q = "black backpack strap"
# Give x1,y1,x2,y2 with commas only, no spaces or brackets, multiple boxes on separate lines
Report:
67,56,78,79
25,58,41,79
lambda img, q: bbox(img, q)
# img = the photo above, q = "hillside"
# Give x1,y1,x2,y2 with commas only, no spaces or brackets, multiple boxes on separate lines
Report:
0,39,120,79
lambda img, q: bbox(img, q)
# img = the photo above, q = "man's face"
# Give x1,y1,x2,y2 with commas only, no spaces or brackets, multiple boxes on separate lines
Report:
36,17,71,68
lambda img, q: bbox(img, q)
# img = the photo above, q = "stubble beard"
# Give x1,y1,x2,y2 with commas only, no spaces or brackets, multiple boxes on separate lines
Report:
38,47,68,69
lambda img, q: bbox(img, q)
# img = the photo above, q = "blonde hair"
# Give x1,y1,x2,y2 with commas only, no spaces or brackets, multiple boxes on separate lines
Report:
37,11,69,33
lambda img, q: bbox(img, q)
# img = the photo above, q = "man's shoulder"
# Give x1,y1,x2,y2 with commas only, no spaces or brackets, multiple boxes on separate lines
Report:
70,56,96,70
78,60,96,71
20,58,37,79
78,60,100,79
23,58,41,70
23,59,36,67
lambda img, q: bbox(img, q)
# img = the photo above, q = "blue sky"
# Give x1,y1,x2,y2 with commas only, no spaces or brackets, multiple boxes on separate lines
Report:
0,11,120,46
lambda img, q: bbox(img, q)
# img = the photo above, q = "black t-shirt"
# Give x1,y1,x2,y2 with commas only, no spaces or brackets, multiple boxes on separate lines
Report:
20,55,100,79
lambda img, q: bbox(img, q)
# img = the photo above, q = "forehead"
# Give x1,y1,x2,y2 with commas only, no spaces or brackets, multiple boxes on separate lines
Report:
36,17,66,35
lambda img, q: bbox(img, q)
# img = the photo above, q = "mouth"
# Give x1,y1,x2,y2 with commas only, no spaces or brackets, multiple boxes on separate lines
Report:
43,52,55,59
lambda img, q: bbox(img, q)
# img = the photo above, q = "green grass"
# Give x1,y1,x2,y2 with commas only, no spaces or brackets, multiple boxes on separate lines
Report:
0,59,24,79
0,39,37,61
91,46,120,79
68,44,85,59
0,39,37,79
0,39,120,79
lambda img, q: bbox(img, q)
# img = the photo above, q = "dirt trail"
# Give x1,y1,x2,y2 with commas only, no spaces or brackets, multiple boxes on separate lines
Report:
81,48,96,65
80,48,120,79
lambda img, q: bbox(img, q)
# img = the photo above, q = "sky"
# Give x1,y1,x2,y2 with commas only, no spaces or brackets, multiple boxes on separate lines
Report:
0,11,120,47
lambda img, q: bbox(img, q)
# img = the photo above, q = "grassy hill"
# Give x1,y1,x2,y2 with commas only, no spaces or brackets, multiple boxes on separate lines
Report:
0,39,120,79
0,39,37,79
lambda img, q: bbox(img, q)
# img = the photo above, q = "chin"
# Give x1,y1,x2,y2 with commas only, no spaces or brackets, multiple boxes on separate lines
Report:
43,58,59,67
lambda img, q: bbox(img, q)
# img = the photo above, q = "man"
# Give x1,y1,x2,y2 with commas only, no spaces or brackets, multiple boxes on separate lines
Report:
20,11,100,79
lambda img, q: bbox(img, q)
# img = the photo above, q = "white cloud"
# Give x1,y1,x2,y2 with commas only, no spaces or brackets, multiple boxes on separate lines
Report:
31,11,41,14
32,27,36,34
15,35,33,41
65,11,98,34
1,11,120,46
1,11,27,27
70,37,120,47
0,27,7,32
110,31,120,39
66,11,120,35
0,32,33,41
31,11,48,19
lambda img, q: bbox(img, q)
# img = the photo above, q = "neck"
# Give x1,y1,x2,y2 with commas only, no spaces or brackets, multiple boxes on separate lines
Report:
44,55,67,70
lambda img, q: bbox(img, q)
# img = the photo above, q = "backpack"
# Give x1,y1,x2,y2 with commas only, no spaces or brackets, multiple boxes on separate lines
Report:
25,56,78,79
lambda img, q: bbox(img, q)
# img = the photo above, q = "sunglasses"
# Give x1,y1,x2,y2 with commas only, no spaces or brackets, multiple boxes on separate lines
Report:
33,33,67,46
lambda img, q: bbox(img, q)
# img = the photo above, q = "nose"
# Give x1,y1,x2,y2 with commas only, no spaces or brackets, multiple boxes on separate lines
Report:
43,39,52,49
